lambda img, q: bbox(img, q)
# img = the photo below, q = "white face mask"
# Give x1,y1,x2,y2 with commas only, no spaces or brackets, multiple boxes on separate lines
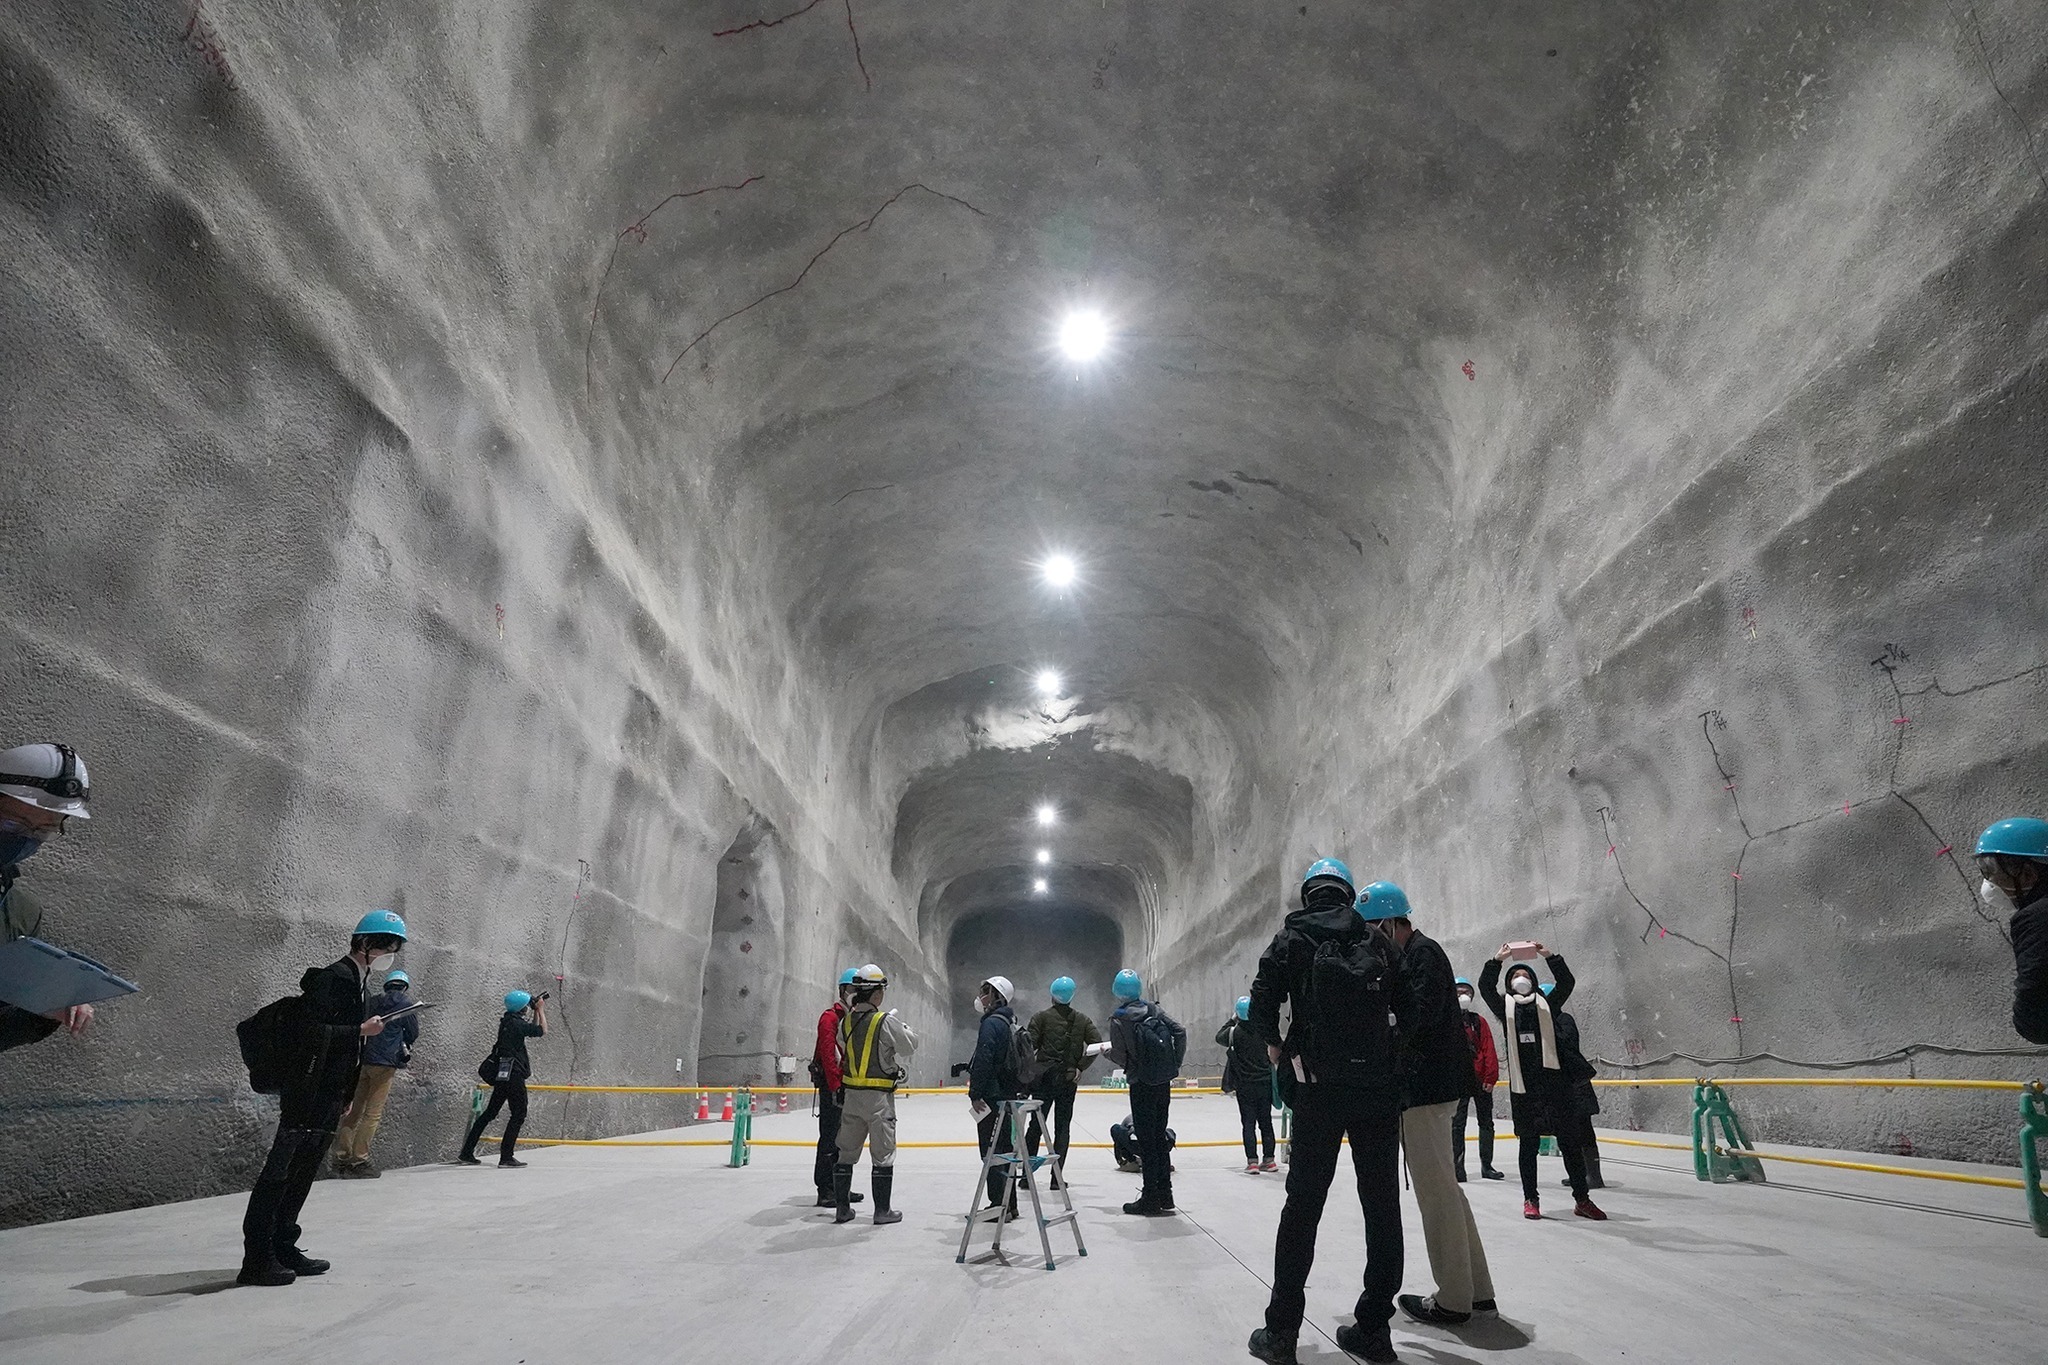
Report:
370,953,397,973
1981,878,2006,905
1457,993,1476,1010
1509,978,1535,998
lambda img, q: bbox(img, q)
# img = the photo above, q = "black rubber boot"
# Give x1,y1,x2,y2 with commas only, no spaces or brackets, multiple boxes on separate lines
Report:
1246,1327,1298,1364
236,1259,295,1288
872,1166,901,1225
832,1164,857,1223
276,1248,329,1276
1334,1320,1398,1363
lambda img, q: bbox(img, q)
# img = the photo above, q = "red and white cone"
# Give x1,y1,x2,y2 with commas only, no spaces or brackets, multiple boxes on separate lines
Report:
777,1092,789,1114
719,1092,734,1122
695,1092,710,1122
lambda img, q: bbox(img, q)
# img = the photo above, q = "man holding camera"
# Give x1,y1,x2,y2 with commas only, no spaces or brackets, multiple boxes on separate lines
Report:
458,988,546,1168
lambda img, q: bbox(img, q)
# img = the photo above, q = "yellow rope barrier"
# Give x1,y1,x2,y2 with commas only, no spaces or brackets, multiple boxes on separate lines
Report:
1715,1146,2043,1191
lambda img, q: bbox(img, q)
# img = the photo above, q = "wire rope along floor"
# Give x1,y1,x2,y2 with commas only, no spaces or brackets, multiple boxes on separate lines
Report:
0,1093,2041,1365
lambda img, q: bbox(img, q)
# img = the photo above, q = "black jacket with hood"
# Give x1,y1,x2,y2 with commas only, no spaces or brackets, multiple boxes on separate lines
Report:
2012,888,2048,1044
1398,929,1476,1109
969,1003,1020,1103
1249,888,1416,1101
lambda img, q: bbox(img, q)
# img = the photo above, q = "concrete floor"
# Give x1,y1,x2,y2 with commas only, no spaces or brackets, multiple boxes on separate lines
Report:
0,1093,2040,1364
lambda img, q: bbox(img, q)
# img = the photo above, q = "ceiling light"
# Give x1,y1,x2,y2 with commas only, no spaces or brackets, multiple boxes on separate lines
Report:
1042,554,1077,588
1035,669,1061,697
1033,878,1049,894
1057,311,1109,362
1036,804,1057,827
1036,849,1051,864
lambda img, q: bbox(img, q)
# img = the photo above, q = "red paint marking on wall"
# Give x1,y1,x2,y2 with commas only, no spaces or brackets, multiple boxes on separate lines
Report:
1606,844,1616,859
1724,783,1738,792
1460,359,1476,381
181,2,239,89
494,603,505,638
1934,845,1953,858
1844,802,1853,815
1729,1015,1743,1024
1730,871,1742,880
1893,715,1911,725
1658,927,1668,939
1741,606,1759,641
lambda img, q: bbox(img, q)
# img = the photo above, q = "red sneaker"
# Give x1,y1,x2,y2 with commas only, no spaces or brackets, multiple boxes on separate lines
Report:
1259,1159,1280,1172
1246,1161,1260,1173
1523,1200,1542,1220
1574,1199,1607,1221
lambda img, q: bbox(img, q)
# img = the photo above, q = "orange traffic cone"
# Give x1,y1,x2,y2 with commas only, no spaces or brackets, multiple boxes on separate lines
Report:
695,1092,710,1122
777,1092,789,1114
720,1092,735,1122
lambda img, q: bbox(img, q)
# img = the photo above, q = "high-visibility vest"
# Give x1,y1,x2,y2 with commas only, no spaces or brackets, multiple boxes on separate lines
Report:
839,1008,897,1091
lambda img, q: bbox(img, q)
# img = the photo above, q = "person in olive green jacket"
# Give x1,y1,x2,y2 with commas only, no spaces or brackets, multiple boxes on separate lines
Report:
1023,976,1103,1187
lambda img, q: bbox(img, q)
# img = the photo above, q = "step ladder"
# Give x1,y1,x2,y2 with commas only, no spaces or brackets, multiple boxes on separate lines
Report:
956,1098,1087,1271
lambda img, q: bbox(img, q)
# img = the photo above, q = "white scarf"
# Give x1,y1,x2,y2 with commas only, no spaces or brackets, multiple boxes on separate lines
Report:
1503,987,1559,1094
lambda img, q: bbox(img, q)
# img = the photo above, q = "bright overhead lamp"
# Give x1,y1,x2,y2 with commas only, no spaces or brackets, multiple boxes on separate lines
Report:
1042,555,1077,588
1032,878,1049,894
1057,310,1109,362
1035,669,1062,697
1036,804,1057,827
1036,848,1052,864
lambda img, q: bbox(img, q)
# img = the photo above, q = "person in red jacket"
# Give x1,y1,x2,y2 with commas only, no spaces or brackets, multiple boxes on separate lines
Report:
812,969,863,1208
1452,977,1504,1182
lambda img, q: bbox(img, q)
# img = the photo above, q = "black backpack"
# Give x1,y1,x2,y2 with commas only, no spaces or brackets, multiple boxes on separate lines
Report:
1300,930,1400,1085
1003,1016,1047,1096
236,994,310,1095
1125,1009,1182,1084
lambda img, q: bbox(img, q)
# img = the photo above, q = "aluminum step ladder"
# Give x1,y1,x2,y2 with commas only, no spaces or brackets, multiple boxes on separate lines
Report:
956,1098,1087,1270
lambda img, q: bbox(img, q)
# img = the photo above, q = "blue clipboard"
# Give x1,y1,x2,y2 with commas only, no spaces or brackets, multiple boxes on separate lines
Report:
0,936,141,1014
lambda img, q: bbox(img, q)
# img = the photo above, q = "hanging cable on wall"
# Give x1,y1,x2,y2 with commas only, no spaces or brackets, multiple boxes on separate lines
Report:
1594,1041,2048,1072
555,859,591,1132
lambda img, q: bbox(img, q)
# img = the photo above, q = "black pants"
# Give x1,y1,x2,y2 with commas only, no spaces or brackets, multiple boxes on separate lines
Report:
1129,1080,1174,1202
242,1092,345,1265
1568,1108,1600,1164
1236,1085,1276,1162
976,1105,1016,1207
1265,1085,1403,1337
815,1087,844,1194
461,1080,529,1161
1453,1090,1495,1175
1518,1121,1589,1202
1023,1080,1077,1170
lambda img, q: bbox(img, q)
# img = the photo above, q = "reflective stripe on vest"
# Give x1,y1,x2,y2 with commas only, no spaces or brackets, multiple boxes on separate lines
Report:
840,1009,895,1090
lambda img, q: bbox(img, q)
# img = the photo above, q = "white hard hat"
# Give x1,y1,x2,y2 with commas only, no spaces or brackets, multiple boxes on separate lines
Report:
852,963,889,988
983,975,1014,1003
0,744,91,819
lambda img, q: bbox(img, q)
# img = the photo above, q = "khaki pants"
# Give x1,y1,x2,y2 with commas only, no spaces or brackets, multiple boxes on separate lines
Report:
332,1064,398,1166
1400,1100,1494,1314
836,1087,898,1167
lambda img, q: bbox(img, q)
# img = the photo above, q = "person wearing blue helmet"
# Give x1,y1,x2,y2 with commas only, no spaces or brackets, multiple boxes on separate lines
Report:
1105,968,1186,1215
1246,860,1413,1365
1024,975,1104,1188
1216,994,1276,1171
458,987,547,1168
238,908,406,1287
330,967,422,1179
1359,881,1499,1332
1976,817,2048,1043
810,968,866,1208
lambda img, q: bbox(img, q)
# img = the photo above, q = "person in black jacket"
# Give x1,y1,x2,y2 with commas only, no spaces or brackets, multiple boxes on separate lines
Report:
1246,860,1415,1365
459,989,546,1168
239,909,406,1287
1362,882,1497,1329
967,975,1023,1217
1541,988,1604,1191
1217,995,1276,1171
1477,947,1604,1222
1106,969,1187,1216
1975,818,2048,1043
330,969,421,1178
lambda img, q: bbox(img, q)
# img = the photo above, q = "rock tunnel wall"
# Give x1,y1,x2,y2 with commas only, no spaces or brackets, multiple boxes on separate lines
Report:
2,0,2046,1227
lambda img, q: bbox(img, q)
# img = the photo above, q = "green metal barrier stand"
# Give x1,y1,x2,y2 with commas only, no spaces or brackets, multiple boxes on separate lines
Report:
730,1088,753,1168
2021,1082,2047,1238
1692,1081,1766,1183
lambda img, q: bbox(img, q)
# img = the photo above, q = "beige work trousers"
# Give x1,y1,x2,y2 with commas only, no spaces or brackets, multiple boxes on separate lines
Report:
835,1087,898,1167
332,1064,398,1165
1401,1099,1495,1314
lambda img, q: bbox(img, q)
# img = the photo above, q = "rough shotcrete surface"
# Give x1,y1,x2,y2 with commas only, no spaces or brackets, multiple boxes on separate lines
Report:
1,1,2043,1222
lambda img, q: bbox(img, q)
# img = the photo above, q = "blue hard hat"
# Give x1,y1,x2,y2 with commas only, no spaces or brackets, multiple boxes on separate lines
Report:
1356,880,1411,921
383,970,411,990
1455,977,1472,989
839,967,858,986
1539,982,1555,997
1050,976,1077,1004
1976,817,2048,861
1301,858,1354,898
504,990,532,1013
353,908,408,941
1113,968,1143,1001
1235,995,1251,1020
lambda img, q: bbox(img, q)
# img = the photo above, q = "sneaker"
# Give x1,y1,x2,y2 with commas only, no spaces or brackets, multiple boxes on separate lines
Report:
1573,1198,1607,1221
872,1209,903,1226
1455,1170,1468,1183
1523,1200,1542,1220
236,1261,295,1288
276,1248,329,1276
1246,1160,1261,1173
1480,1167,1506,1180
1122,1197,1175,1216
1246,1327,1298,1365
1471,1299,1498,1316
1333,1321,1399,1363
1259,1159,1279,1172
499,1157,528,1169
456,1154,482,1166
338,1162,380,1180
1398,1293,1471,1326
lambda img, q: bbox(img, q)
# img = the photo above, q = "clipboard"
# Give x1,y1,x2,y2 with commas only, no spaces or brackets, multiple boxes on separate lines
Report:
377,1001,436,1022
0,936,141,1015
